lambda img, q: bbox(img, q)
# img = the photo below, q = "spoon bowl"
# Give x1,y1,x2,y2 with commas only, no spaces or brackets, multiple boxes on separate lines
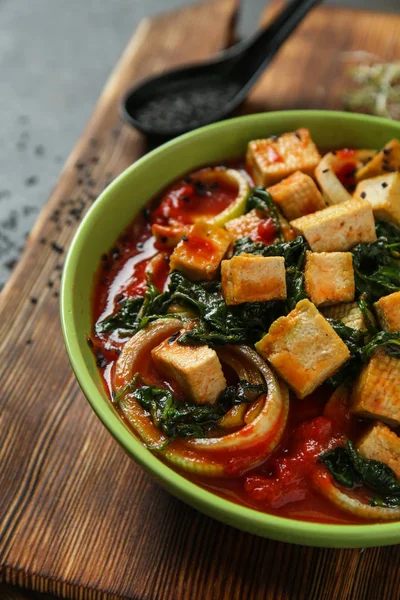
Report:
121,0,322,138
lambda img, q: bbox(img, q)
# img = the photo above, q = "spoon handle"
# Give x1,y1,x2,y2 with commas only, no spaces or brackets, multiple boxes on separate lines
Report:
231,0,322,88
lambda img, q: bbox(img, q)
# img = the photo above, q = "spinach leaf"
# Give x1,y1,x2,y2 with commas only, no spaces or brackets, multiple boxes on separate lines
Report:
246,186,284,242
320,442,400,508
168,272,249,346
117,378,267,440
95,283,173,337
375,220,400,245
233,235,308,310
362,331,400,360
352,238,400,302
218,380,267,412
325,322,400,388
96,297,144,335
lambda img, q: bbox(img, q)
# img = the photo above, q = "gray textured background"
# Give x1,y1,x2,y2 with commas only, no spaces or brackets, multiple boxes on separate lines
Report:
0,0,399,289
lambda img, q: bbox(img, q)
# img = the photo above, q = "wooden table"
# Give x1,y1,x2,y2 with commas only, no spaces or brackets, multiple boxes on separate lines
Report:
1,1,400,598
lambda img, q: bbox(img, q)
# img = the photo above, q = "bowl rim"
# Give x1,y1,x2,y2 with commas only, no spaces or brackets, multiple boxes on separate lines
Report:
61,110,400,547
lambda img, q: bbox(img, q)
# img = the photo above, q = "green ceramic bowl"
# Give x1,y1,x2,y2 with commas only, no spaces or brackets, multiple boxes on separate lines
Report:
61,110,400,547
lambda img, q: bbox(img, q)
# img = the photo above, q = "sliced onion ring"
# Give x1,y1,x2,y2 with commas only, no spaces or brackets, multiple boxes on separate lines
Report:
190,168,250,227
315,149,375,205
313,468,400,521
114,320,288,477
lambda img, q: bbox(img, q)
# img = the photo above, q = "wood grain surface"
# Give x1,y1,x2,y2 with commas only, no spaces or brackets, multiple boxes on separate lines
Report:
1,1,400,599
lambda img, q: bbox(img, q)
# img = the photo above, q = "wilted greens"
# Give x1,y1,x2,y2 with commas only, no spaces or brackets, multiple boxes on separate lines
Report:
320,442,400,508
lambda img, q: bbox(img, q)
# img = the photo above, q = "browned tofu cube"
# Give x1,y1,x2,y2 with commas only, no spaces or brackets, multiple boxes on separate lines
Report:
351,351,400,427
246,128,321,187
170,221,231,281
268,171,326,220
374,291,400,332
221,255,287,305
356,139,400,182
354,172,400,226
290,199,376,252
152,338,226,405
322,301,375,330
255,299,350,398
304,251,355,306
357,422,400,479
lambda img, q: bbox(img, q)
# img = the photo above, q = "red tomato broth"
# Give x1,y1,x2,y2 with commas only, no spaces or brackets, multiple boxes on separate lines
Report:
151,167,239,226
90,155,380,526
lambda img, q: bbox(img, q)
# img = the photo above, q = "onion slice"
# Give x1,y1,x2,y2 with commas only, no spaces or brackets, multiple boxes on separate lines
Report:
114,321,288,477
315,149,374,205
192,168,250,227
313,468,400,521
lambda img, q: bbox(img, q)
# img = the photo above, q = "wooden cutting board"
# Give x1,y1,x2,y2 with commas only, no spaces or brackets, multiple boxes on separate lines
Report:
1,1,400,599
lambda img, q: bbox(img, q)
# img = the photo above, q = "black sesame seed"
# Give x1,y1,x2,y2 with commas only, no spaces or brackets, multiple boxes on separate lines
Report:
117,294,125,303
87,179,95,188
360,192,366,198
86,337,94,348
136,242,144,251
383,147,392,155
5,258,17,270
26,338,33,345
53,291,59,298
101,253,108,261
47,280,54,288
322,169,329,173
331,150,337,155
161,236,168,244
30,297,38,304
184,177,193,184
382,182,388,188
382,158,390,165
104,263,112,272
39,237,46,244
383,166,395,172
168,331,180,344
142,208,151,221
295,131,302,140
75,161,85,170
91,156,99,164
51,241,64,254
269,135,278,141
182,235,188,242
115,348,121,356
25,175,38,187
182,196,190,202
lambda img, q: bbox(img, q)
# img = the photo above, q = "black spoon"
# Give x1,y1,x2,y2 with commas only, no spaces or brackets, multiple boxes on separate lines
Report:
121,0,322,139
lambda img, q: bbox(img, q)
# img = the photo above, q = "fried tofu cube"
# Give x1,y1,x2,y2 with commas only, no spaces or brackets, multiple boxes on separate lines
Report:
290,199,376,252
170,221,231,281
221,255,286,305
322,301,375,330
225,209,295,243
268,171,326,220
255,299,350,398
354,172,400,226
151,338,226,405
246,128,321,187
374,291,400,332
356,139,400,182
304,251,355,306
351,351,400,427
357,422,400,479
